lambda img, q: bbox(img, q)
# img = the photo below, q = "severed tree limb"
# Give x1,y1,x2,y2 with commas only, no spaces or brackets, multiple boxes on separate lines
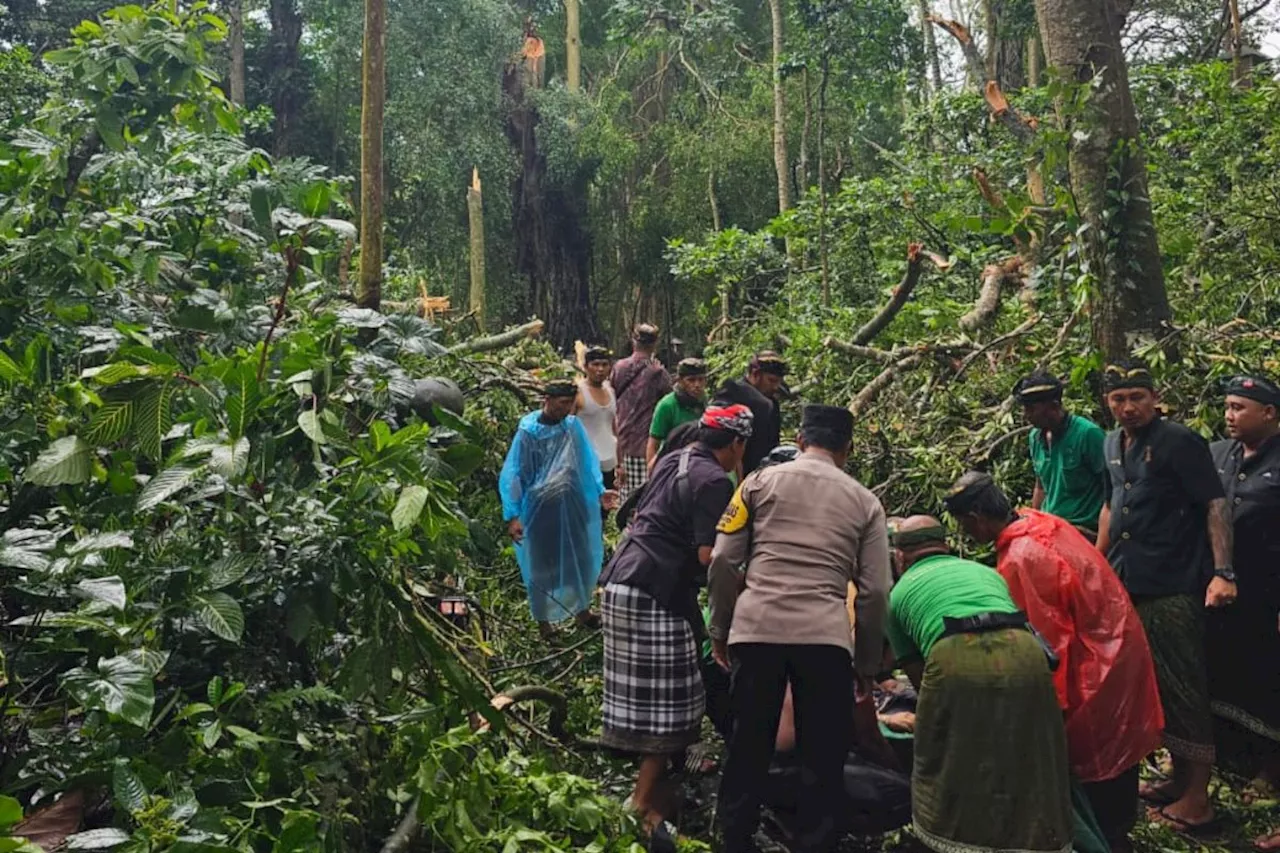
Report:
1036,306,1084,371
959,257,1024,333
850,354,923,417
925,17,1038,143
823,339,918,362
851,243,945,345
448,319,544,355
380,799,421,853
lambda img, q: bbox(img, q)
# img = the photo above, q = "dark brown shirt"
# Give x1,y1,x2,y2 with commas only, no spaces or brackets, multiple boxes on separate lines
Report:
610,353,671,458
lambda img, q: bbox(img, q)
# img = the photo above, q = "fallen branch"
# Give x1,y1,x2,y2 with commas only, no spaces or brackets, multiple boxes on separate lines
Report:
954,314,1041,380
849,354,923,417
379,798,421,853
823,339,914,362
967,423,1031,462
852,243,937,345
1036,306,1084,371
959,257,1024,333
448,319,544,355
489,631,600,674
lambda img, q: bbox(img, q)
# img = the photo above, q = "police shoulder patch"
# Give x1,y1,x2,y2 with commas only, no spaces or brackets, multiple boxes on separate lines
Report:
717,484,750,534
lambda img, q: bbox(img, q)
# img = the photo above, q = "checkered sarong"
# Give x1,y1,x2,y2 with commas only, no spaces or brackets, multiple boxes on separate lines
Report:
619,456,648,503
600,583,704,754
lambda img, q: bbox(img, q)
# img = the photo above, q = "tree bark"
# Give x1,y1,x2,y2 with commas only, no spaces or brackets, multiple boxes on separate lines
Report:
447,319,545,355
1027,33,1041,86
565,0,581,93
817,56,830,307
919,0,944,95
1034,0,1173,358
267,0,303,157
1227,0,1250,87
799,67,811,194
768,0,792,215
357,0,386,310
228,0,246,106
467,168,487,332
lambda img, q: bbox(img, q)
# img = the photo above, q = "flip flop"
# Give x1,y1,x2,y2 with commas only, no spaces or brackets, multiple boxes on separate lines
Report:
1149,806,1221,838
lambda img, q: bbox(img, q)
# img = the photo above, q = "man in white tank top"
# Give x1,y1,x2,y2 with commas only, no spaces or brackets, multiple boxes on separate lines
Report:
575,346,619,502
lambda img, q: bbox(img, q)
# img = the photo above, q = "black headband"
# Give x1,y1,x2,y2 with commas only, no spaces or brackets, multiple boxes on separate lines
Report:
1013,375,1064,405
1103,364,1155,392
677,358,707,377
944,472,997,516
889,524,948,548
584,346,612,363
1224,375,1280,407
543,381,577,398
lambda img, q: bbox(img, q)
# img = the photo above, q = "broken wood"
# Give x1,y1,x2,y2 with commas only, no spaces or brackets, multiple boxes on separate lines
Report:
851,243,947,346
823,339,916,363
447,319,545,355
467,167,487,331
959,257,1024,332
850,354,924,417
926,16,1038,142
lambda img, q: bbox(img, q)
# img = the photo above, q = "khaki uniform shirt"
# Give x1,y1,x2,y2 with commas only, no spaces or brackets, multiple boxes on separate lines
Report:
707,453,891,675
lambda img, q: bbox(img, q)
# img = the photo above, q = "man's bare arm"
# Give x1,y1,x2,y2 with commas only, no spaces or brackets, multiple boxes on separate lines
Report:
1031,480,1045,510
1095,503,1111,553
645,437,660,473
1207,497,1233,570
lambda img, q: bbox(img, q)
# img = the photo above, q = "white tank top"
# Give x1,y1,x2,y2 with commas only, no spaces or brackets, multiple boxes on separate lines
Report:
578,379,618,471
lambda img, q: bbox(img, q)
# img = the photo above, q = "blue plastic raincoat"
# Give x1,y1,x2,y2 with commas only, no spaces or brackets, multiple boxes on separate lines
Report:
499,412,605,622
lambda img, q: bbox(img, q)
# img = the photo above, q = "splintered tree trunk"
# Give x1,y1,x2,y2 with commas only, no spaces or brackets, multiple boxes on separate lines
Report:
504,29,601,350
357,0,385,310
228,0,246,106
1035,0,1172,359
565,0,581,93
467,168,487,331
768,0,792,214
1228,0,1250,87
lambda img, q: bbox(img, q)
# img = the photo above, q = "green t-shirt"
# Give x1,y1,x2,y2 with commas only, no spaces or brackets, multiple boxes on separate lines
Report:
1028,414,1108,529
886,554,1018,662
649,392,702,442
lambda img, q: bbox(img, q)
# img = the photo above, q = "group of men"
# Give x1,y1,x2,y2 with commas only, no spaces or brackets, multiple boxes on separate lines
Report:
498,330,1280,853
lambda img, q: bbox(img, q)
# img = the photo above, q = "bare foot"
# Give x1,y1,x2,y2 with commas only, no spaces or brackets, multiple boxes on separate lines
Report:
1254,829,1280,851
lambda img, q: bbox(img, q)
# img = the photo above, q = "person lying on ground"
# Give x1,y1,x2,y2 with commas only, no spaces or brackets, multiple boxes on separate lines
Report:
595,404,753,852
885,516,1072,853
946,471,1164,853
499,377,619,641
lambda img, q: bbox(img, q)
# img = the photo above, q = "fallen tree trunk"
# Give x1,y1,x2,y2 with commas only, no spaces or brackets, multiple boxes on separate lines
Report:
823,339,916,363
959,257,1024,332
852,243,929,345
850,354,924,417
447,319,544,355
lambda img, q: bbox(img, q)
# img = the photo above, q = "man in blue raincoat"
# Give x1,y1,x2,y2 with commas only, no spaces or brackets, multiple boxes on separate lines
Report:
501,378,620,639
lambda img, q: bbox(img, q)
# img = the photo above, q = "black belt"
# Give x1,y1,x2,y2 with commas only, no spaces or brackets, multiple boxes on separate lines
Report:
939,610,1060,672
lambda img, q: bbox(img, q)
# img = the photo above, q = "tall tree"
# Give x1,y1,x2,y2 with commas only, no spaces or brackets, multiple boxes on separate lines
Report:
768,0,793,215
227,0,246,106
358,0,386,310
565,0,581,93
917,0,943,95
1035,0,1172,357
267,0,303,156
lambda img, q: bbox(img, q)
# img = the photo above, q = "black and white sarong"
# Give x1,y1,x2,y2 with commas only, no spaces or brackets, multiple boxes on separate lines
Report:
601,583,704,754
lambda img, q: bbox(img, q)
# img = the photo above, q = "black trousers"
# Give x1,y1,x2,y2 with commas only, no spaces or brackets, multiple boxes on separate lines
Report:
718,643,853,853
1081,764,1140,848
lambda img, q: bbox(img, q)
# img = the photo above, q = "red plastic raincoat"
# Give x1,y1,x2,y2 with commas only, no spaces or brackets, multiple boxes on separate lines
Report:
995,510,1164,782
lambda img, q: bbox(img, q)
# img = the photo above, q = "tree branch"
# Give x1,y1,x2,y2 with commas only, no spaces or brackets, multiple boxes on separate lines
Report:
959,257,1024,332
849,354,924,416
851,243,939,345
448,319,545,355
926,17,1038,142
954,314,1041,379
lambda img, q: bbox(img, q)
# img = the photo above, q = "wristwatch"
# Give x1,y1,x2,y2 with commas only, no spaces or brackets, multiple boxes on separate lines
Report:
1213,566,1237,583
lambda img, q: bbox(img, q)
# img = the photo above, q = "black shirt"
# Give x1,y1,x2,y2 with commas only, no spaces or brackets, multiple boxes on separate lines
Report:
1104,418,1225,597
598,443,734,618
1211,434,1280,586
715,378,780,475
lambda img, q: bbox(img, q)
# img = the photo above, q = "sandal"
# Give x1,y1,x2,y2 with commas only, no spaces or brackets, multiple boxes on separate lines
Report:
1148,806,1221,838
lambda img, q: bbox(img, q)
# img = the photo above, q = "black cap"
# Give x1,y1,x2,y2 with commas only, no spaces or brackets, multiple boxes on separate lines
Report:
1224,375,1280,407
677,357,707,377
543,380,578,398
943,471,998,516
1103,359,1155,392
1012,372,1064,405
751,350,788,377
584,345,612,363
801,404,853,444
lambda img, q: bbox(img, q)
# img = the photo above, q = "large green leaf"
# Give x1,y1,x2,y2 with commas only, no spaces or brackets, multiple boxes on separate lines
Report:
67,531,134,555
0,794,22,829
192,592,244,642
73,576,127,611
137,465,203,511
25,437,93,486
85,399,134,444
224,367,261,440
134,381,174,462
297,410,326,445
208,437,250,479
66,828,131,849
62,656,155,728
0,350,27,385
112,760,147,812
392,485,429,531
205,555,254,590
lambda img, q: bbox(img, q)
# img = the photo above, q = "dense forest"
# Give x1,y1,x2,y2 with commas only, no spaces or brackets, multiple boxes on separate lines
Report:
1,0,1279,850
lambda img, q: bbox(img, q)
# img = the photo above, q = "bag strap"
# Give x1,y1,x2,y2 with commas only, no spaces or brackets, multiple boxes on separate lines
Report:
676,445,695,513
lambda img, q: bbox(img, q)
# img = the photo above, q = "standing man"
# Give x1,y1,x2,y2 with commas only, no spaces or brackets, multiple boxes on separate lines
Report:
1208,375,1280,852
597,404,753,850
708,405,891,853
499,378,619,640
715,351,786,476
647,357,708,473
610,323,671,502
946,471,1164,852
885,516,1072,853
1014,371,1109,539
575,345,618,497
1096,359,1235,832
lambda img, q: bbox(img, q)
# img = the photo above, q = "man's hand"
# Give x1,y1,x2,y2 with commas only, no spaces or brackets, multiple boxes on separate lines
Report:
507,519,524,544
1205,576,1237,608
615,466,626,489
712,639,730,672
601,490,620,511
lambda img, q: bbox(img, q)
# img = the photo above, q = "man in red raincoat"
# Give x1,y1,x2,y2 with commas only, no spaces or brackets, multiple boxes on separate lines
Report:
946,471,1164,853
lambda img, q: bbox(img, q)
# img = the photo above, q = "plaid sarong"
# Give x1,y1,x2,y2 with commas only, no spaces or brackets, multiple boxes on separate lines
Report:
600,583,704,754
619,456,648,503
1136,594,1216,763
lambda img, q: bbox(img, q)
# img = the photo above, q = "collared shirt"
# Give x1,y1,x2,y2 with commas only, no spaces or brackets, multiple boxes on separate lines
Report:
1211,434,1280,581
1029,414,1108,529
609,353,672,458
598,443,733,618
714,378,780,475
649,392,703,443
885,554,1019,662
1104,418,1224,597
706,454,891,674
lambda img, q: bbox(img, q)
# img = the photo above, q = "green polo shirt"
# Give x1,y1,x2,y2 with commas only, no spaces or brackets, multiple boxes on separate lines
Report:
649,393,702,443
885,554,1018,662
1028,414,1108,529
